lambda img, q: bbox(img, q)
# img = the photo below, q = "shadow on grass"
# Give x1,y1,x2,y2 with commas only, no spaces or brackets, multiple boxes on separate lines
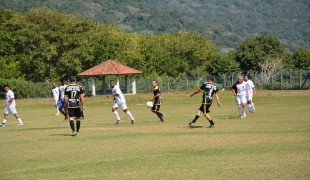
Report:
189,125,204,128
49,134,72,136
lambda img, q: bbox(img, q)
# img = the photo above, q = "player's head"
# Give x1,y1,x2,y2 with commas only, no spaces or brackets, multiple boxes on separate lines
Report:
4,85,9,92
52,82,57,88
110,80,116,88
207,76,215,83
69,76,76,83
244,75,249,81
152,80,157,87
238,75,243,84
61,78,66,85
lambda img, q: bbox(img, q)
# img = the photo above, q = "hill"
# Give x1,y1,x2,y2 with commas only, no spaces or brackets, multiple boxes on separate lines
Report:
0,0,309,51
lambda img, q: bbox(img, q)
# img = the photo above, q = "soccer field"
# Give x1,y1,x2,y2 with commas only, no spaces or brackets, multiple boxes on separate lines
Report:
0,90,309,179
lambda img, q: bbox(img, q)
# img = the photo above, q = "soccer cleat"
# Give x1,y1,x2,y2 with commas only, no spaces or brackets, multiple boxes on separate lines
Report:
159,119,165,123
188,122,195,127
55,113,60,116
0,123,6,127
243,112,246,117
131,120,135,124
115,120,121,124
18,123,23,126
75,132,79,136
71,131,78,136
208,125,215,128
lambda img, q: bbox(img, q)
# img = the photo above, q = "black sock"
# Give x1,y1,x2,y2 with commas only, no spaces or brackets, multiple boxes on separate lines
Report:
156,112,164,120
76,121,81,132
191,115,200,123
69,120,75,132
209,120,215,125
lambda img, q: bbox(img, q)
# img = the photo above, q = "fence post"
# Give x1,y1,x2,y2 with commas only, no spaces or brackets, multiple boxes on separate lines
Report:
299,70,302,89
223,74,226,88
280,72,283,89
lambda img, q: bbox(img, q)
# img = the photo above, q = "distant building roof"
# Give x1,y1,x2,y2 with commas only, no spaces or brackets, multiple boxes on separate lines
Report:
78,60,142,77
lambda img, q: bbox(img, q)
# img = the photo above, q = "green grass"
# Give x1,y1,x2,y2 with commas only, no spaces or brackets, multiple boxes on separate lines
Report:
0,90,309,179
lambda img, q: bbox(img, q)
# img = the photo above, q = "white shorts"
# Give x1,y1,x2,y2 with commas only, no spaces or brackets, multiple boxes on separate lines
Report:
113,103,128,110
54,99,59,105
4,105,18,115
236,95,247,105
246,92,253,102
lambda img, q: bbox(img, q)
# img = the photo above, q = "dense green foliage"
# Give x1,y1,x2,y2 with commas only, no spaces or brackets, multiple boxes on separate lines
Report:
0,0,309,51
0,8,309,84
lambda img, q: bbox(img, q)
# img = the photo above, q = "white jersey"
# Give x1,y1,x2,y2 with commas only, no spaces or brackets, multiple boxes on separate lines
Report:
59,85,67,100
112,85,126,104
52,87,60,100
5,90,16,106
236,82,247,96
245,80,255,93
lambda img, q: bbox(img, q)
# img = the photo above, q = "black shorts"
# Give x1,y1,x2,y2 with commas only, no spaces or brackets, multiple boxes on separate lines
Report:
68,108,82,118
199,104,211,113
152,105,160,112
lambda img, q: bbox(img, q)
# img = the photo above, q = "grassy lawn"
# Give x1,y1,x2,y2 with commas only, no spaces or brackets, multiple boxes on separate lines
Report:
0,90,309,179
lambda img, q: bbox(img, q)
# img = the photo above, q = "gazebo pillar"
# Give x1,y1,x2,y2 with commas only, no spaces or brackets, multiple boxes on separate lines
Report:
132,76,137,94
103,76,106,94
125,75,130,94
91,77,96,96
116,75,120,86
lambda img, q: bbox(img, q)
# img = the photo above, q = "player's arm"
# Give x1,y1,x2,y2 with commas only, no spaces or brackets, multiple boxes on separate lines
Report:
151,92,160,100
190,88,201,97
231,84,237,96
253,86,257,96
215,92,221,107
80,94,85,110
5,97,14,106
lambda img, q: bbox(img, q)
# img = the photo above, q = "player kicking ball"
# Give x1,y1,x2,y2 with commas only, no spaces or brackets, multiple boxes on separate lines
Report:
189,76,221,128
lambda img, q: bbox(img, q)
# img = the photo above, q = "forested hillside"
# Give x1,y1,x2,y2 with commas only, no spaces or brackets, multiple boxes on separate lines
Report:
0,0,309,51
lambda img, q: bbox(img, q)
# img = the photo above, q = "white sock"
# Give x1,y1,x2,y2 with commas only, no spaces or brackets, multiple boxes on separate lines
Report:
56,107,59,114
248,104,252,112
3,119,7,124
241,106,245,115
17,118,23,124
238,105,242,116
113,111,121,121
251,102,255,111
126,111,134,120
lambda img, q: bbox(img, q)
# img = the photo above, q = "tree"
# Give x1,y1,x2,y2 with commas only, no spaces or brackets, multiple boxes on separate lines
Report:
233,35,287,73
292,48,310,70
207,52,240,75
259,56,283,83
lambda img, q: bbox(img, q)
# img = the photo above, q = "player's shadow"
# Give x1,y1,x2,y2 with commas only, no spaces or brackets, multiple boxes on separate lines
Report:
49,134,72,136
189,126,203,128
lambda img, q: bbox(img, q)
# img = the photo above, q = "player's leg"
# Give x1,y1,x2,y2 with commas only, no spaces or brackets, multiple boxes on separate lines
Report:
122,104,135,123
10,105,23,126
58,100,66,117
112,103,121,124
54,99,60,115
75,108,82,136
67,109,76,135
204,106,215,128
247,93,253,113
152,105,164,122
241,96,247,118
236,96,242,117
189,106,203,126
1,112,8,127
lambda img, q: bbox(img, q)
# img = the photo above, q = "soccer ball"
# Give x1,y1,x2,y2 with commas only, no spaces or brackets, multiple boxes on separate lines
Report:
146,101,153,108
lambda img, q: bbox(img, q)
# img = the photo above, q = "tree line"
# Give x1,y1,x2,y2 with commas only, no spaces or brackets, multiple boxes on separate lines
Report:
0,8,309,84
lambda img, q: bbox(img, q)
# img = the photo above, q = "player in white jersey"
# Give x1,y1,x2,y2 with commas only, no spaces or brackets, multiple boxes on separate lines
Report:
51,83,60,115
0,85,23,127
244,75,256,113
107,80,135,124
58,79,67,119
231,76,248,118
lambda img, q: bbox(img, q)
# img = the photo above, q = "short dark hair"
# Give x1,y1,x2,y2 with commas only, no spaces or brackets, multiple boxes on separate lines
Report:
69,76,76,82
208,76,214,82
152,80,157,83
110,80,115,83
4,84,9,89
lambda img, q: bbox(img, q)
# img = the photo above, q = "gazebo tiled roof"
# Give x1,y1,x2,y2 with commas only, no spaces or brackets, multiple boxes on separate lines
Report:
78,60,142,77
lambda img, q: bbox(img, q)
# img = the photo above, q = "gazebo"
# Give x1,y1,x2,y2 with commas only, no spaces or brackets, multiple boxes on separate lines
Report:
78,60,142,96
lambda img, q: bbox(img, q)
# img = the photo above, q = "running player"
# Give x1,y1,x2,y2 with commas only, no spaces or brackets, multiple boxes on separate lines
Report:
244,75,256,113
107,80,135,124
231,75,248,118
189,76,221,128
150,80,165,122
58,79,67,119
51,82,60,115
0,85,23,127
64,76,85,136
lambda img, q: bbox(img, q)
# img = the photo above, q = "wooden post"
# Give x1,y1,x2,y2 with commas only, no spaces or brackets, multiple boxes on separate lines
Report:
91,77,96,96
132,76,137,94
